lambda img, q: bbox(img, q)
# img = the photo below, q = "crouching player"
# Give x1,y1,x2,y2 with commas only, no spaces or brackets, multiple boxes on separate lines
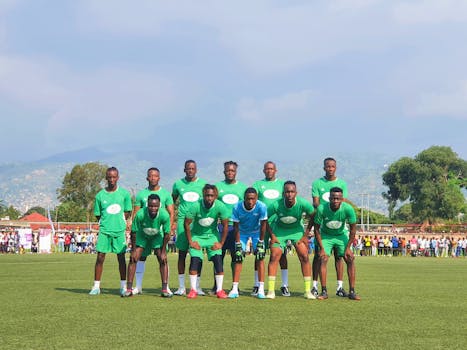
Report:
228,188,268,299
123,194,172,297
184,184,230,299
314,187,360,300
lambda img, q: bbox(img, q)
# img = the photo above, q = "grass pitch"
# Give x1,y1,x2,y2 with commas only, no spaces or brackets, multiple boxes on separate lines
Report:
1,253,467,350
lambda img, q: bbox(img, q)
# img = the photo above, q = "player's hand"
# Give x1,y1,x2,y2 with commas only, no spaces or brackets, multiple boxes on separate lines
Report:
319,248,327,259
255,241,265,261
190,241,201,250
344,247,354,262
234,242,244,263
159,251,167,264
212,242,222,251
269,235,279,245
298,236,309,246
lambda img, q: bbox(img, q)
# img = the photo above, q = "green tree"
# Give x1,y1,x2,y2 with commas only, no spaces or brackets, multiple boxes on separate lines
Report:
57,162,108,222
55,202,87,222
382,146,466,224
24,206,47,217
0,203,22,220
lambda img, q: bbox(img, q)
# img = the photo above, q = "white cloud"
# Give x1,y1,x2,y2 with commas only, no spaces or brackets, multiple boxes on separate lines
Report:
393,0,467,24
236,89,316,122
409,80,467,119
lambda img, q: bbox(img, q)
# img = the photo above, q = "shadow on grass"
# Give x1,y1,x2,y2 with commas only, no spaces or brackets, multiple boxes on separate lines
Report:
55,287,165,296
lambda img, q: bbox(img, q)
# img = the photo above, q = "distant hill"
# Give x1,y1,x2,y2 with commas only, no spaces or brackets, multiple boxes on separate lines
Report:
0,148,396,214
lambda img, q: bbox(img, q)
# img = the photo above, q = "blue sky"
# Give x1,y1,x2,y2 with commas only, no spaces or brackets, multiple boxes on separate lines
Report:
1,0,466,163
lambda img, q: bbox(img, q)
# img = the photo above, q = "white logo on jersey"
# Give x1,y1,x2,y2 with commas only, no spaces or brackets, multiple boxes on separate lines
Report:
263,189,279,199
222,194,239,205
280,216,297,224
183,192,200,202
322,192,330,202
106,204,122,215
198,217,215,227
143,227,160,236
326,221,342,229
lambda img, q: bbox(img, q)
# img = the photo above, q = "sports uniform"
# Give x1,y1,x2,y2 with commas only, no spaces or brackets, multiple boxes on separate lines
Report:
132,207,171,256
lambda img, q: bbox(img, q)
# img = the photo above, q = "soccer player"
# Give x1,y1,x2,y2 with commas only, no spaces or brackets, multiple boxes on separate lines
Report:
89,167,132,296
122,194,172,297
184,184,230,299
265,181,316,299
253,161,290,297
213,161,247,293
172,160,207,295
311,157,349,298
131,167,174,295
228,187,268,299
314,187,360,300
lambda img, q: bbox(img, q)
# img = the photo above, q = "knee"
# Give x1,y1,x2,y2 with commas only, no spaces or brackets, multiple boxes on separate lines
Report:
189,257,202,272
320,255,329,264
211,254,224,274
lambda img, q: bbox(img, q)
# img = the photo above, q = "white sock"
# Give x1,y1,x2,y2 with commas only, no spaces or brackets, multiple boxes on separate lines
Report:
215,275,224,292
178,274,185,290
93,281,100,289
313,280,318,289
258,282,265,295
231,282,239,293
337,280,343,290
135,260,146,290
196,276,202,292
254,270,259,286
281,269,289,287
120,280,126,289
189,274,197,291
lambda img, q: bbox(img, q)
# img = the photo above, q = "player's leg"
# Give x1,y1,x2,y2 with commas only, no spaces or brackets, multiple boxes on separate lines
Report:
266,244,282,299
279,252,289,296
90,252,106,295
294,239,314,299
123,247,143,297
155,247,172,297
311,239,320,297
229,237,248,298
175,220,189,295
318,235,333,300
187,256,202,299
334,248,348,297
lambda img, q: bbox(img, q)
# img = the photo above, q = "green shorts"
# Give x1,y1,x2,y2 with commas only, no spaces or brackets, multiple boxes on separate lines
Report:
321,233,349,257
189,234,221,260
270,227,303,252
175,218,189,251
95,231,126,254
136,231,164,258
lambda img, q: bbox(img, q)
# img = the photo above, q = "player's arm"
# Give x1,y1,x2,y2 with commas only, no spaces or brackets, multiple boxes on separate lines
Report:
213,218,229,250
345,223,357,261
312,196,320,208
233,221,240,242
184,217,200,250
313,223,326,258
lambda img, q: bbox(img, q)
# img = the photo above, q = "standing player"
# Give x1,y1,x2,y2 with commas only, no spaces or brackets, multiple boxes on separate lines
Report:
311,157,349,298
314,187,360,300
172,160,207,295
184,184,230,299
265,181,315,299
228,188,268,299
213,161,247,293
253,161,290,296
123,194,172,297
89,167,132,296
131,167,174,295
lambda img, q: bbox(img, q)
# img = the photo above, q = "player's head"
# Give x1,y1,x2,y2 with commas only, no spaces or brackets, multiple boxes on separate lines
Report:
147,194,161,218
263,161,277,180
223,161,238,182
329,187,343,210
283,180,297,204
146,167,160,186
244,187,258,210
202,184,218,208
184,160,197,180
323,157,337,178
105,167,119,186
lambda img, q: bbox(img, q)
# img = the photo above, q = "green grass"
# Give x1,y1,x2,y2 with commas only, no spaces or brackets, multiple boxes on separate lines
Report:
1,253,467,350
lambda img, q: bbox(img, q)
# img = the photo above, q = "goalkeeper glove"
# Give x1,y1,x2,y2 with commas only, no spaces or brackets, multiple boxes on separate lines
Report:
255,240,265,260
234,242,244,263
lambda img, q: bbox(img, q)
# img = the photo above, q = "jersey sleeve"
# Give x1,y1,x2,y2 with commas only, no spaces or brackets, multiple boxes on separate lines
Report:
345,203,357,224
259,201,268,221
135,190,145,208
301,197,315,215
311,179,320,198
231,203,240,223
131,210,142,232
162,189,174,206
93,193,101,217
172,181,179,197
314,205,324,225
161,210,171,234
219,201,231,221
267,201,277,218
124,190,133,212
341,181,349,199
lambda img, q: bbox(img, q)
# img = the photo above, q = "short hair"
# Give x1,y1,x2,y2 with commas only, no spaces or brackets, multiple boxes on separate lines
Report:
323,157,336,165
330,187,343,194
284,180,296,188
185,159,196,167
203,184,218,196
147,167,160,175
264,161,276,167
224,161,238,168
107,166,118,174
148,194,161,202
244,187,257,196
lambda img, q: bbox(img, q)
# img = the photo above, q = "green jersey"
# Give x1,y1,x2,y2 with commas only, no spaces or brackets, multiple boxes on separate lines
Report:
172,177,207,218
311,177,348,203
314,202,357,236
132,207,170,237
215,180,247,224
186,199,230,238
268,196,314,233
135,187,173,209
94,187,132,237
252,178,285,208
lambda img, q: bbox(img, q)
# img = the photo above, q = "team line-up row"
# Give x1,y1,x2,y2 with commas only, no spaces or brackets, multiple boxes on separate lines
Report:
89,159,360,301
